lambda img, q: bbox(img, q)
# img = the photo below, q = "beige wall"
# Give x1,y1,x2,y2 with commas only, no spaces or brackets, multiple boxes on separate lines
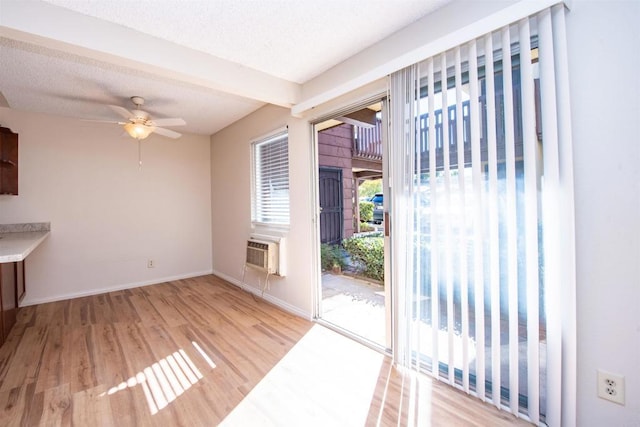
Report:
209,2,640,425
0,107,213,304
210,104,315,317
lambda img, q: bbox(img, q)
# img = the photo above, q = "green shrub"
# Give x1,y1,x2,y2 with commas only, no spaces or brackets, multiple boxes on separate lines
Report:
320,244,346,271
342,235,384,282
359,223,374,232
359,201,374,222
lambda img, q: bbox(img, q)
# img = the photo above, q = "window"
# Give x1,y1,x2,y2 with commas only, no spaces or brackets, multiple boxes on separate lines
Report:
252,130,290,226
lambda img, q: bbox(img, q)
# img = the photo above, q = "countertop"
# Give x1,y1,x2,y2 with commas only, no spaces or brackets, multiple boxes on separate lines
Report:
0,223,50,263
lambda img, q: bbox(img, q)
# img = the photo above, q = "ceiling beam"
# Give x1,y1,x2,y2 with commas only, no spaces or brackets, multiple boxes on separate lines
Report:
0,1,301,107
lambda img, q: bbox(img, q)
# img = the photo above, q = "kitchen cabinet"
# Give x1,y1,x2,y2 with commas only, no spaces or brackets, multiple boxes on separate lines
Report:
0,225,50,347
0,126,18,195
0,261,25,346
16,261,25,304
0,262,18,345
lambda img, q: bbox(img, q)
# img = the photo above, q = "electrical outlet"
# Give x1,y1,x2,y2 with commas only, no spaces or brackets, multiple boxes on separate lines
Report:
597,370,625,405
147,259,154,268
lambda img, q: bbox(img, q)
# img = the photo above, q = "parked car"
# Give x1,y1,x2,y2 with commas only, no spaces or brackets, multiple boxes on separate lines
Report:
369,193,383,224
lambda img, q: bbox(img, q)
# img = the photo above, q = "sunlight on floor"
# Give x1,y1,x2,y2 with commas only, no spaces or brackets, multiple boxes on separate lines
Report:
401,367,435,426
100,341,216,415
220,324,385,426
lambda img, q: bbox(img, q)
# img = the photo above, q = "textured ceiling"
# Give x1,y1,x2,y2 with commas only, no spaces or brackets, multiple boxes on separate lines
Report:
0,0,452,136
0,37,262,135
0,38,262,135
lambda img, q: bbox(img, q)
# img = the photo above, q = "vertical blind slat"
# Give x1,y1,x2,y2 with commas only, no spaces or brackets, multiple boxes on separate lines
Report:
539,8,562,426
551,4,577,425
441,52,456,386
411,63,420,372
519,16,541,423
502,24,520,416
468,38,486,400
454,45,471,393
427,57,440,378
485,32,502,408
390,69,409,368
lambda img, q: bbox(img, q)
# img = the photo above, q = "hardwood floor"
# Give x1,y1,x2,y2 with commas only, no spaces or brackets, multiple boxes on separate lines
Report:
0,275,530,426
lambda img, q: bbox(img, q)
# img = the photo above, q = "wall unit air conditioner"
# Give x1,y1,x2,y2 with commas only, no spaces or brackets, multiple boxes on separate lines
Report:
246,239,279,274
245,235,286,276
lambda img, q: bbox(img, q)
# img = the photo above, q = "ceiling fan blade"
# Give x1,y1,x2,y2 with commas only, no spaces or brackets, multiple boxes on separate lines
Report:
153,127,182,139
81,119,125,124
151,118,186,127
0,91,10,108
108,105,134,120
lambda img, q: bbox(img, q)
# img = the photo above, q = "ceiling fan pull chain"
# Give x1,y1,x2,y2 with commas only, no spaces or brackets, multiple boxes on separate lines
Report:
138,139,143,170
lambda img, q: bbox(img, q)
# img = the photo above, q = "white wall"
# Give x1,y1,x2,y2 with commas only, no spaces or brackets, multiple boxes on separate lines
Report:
210,104,314,317
567,1,640,425
0,107,212,304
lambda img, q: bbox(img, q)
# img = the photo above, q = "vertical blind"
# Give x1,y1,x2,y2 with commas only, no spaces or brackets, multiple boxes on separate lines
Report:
252,131,290,225
389,4,573,425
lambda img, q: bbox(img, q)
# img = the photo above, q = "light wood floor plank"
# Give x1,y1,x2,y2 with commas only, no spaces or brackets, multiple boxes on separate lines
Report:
0,326,47,392
0,274,531,426
127,294,167,326
71,385,114,427
38,382,72,426
34,326,64,394
0,384,30,427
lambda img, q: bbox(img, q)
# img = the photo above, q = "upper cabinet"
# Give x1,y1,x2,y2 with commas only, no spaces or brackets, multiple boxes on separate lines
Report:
0,126,18,195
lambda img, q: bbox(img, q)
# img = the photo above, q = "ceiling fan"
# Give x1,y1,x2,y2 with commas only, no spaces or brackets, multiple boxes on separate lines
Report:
106,96,186,140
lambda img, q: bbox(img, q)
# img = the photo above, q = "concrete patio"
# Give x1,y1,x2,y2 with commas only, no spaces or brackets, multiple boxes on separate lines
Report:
321,272,386,346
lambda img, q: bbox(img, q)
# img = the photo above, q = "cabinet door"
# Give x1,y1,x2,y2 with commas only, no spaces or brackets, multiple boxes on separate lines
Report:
0,263,17,341
17,261,25,305
0,126,19,195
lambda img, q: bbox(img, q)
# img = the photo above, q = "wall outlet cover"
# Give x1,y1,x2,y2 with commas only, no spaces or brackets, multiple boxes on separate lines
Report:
597,370,625,405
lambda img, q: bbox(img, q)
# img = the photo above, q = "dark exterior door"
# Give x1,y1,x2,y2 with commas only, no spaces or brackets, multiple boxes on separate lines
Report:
319,167,343,245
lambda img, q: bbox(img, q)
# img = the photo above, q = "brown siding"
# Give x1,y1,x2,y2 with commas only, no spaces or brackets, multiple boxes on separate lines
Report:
318,124,354,239
318,144,352,159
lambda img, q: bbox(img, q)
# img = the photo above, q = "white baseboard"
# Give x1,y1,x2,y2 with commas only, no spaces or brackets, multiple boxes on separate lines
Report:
212,269,311,320
21,270,214,306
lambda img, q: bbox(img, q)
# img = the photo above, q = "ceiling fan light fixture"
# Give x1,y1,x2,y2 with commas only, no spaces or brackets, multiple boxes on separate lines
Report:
124,122,154,140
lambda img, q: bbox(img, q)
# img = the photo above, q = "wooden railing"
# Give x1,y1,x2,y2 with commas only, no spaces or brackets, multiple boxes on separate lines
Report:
353,122,383,160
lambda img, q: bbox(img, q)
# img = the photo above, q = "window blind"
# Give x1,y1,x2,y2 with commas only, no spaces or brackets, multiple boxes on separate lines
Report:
252,131,290,225
389,5,573,425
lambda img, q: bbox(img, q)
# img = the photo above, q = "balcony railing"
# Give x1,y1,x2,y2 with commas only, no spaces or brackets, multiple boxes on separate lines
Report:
353,96,527,172
353,122,383,160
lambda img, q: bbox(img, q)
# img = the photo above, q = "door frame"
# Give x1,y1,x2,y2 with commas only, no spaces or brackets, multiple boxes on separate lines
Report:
310,94,393,352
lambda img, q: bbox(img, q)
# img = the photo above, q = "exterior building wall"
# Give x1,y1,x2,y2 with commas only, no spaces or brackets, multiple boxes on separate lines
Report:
317,124,354,240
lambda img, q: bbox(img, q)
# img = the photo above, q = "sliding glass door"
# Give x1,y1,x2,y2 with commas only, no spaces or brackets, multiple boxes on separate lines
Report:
314,100,392,350
390,6,573,424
